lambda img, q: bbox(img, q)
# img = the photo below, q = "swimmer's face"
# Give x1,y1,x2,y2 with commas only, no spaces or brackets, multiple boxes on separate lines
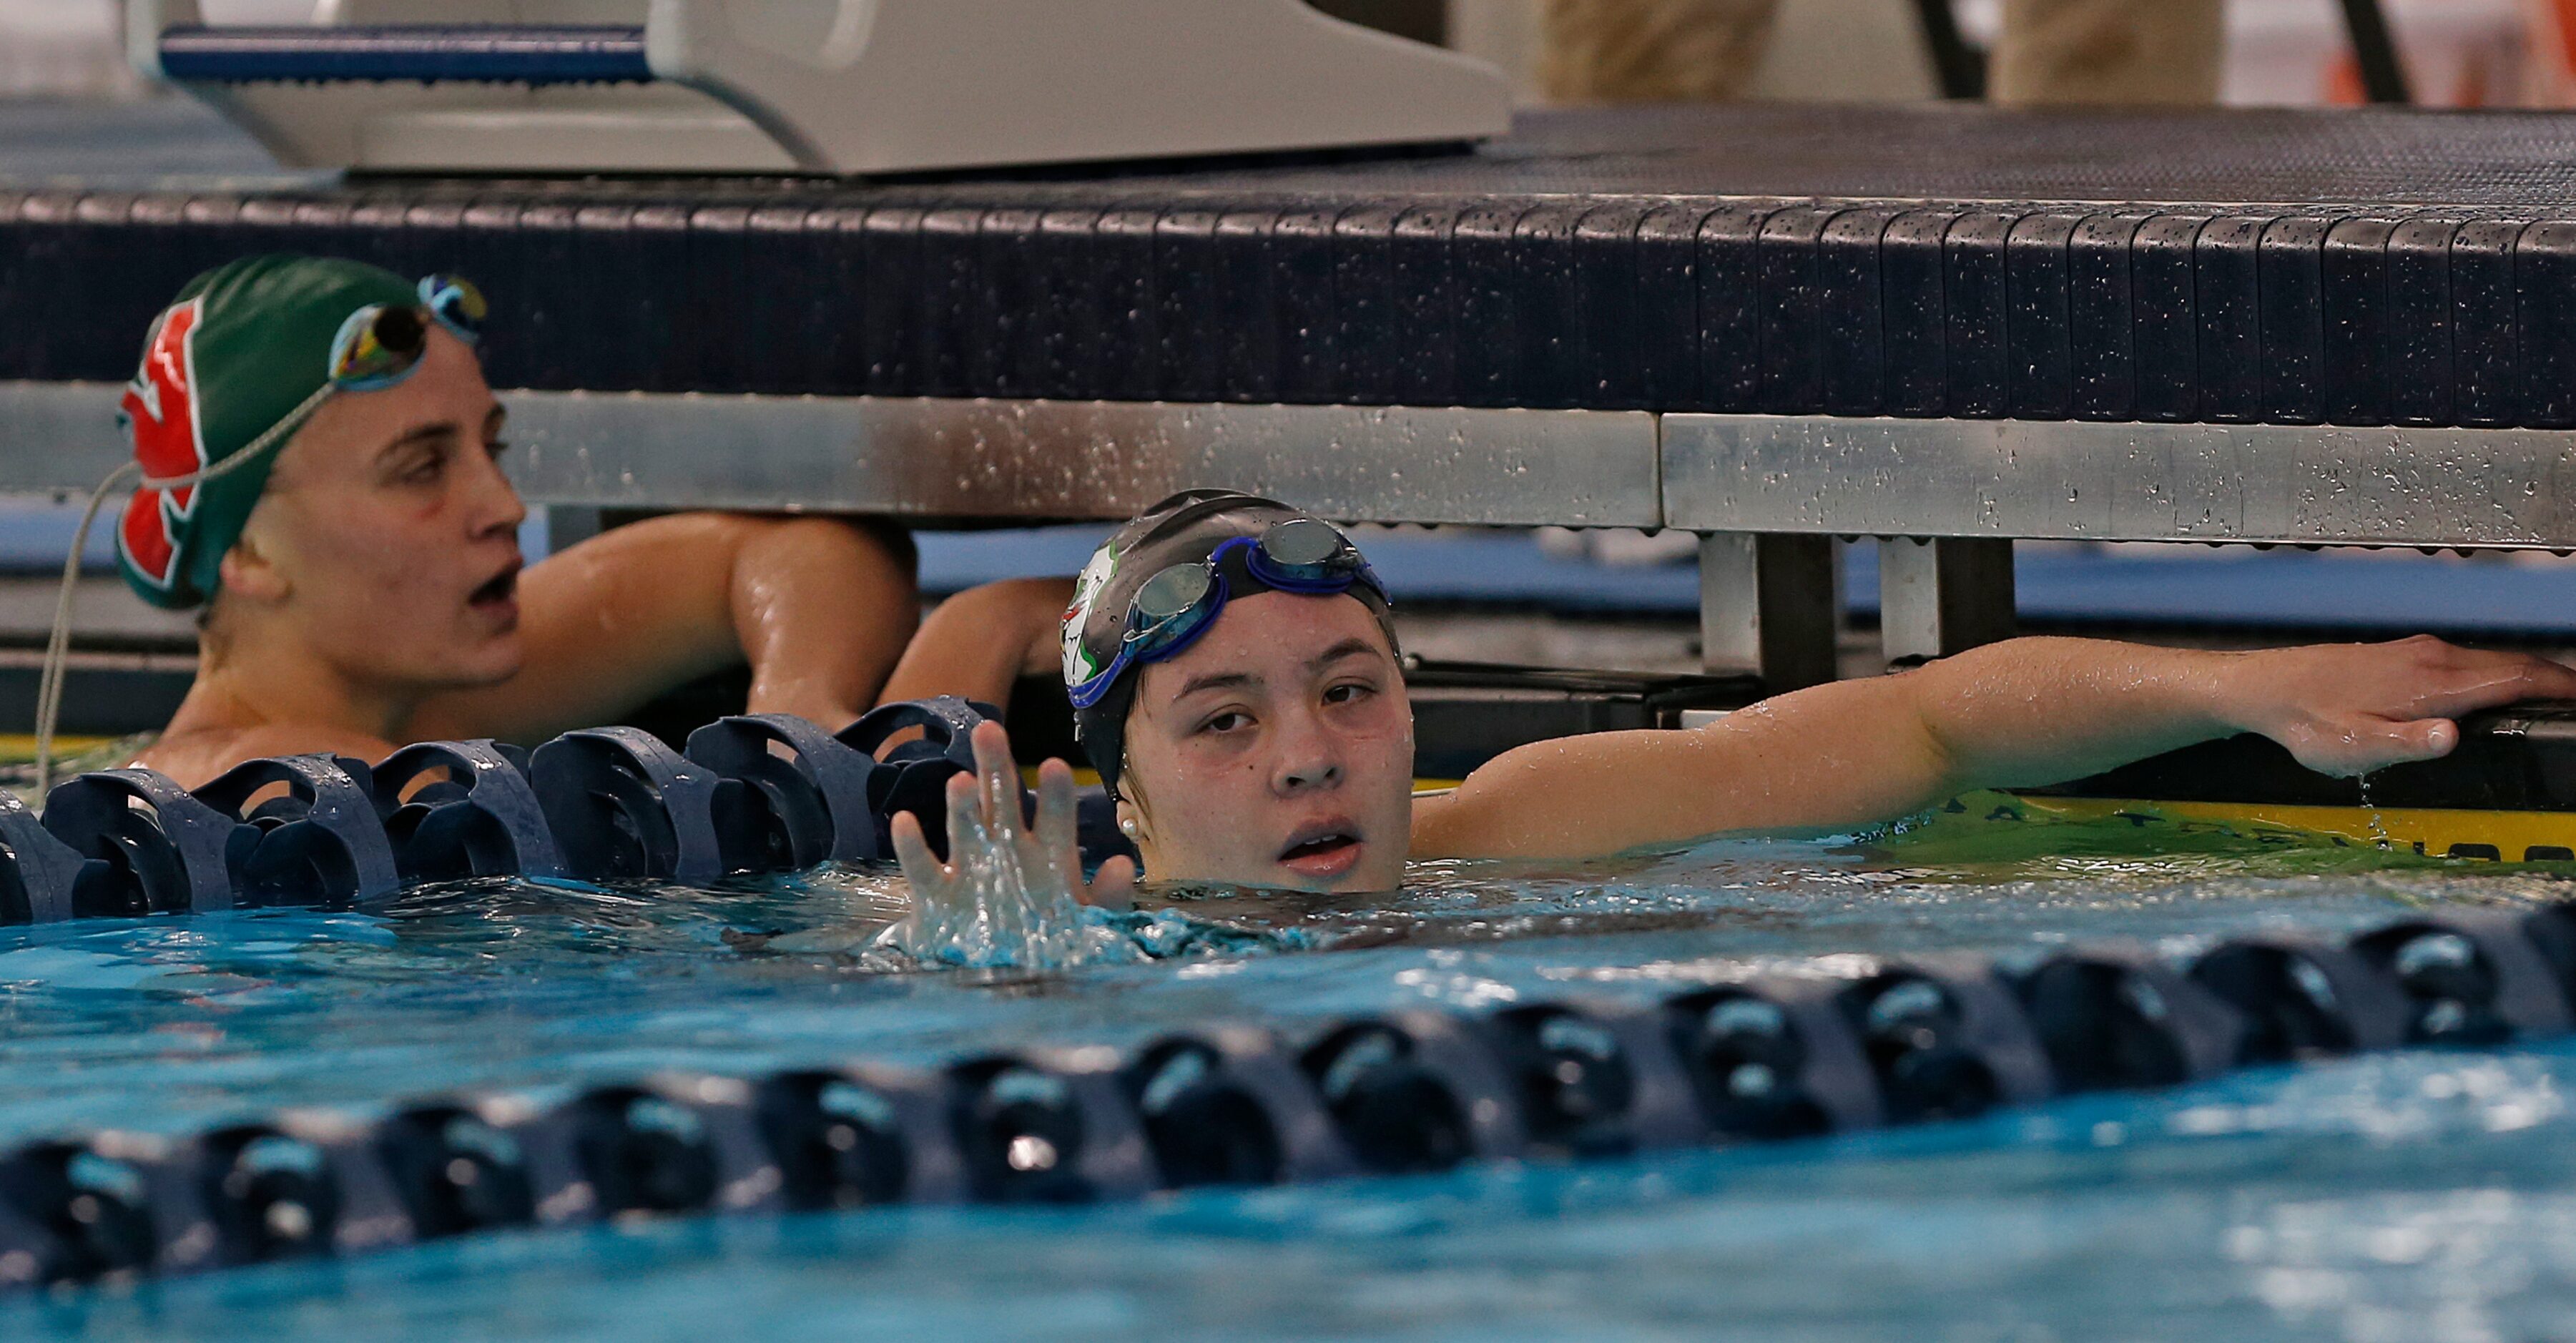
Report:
222,327,526,689
1118,591,1414,894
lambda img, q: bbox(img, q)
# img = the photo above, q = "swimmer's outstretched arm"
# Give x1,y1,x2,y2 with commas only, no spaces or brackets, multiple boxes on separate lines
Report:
409,513,918,743
1412,634,2576,861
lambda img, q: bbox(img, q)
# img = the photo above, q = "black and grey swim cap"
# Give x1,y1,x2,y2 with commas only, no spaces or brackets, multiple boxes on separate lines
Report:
1061,490,1397,796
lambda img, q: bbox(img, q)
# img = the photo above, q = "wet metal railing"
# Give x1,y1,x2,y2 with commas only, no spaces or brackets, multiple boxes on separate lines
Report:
8,381,2573,691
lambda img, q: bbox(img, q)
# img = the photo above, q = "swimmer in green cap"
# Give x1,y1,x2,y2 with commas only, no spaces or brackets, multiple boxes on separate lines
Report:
97,255,917,787
886,490,2576,901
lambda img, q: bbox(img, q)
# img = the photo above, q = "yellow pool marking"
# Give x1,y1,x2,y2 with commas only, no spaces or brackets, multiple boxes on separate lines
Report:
2010,794,2576,862
0,734,118,759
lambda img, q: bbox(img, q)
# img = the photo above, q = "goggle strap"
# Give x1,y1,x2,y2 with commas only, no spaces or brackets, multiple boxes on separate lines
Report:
146,380,335,495
38,373,335,797
1066,634,1131,708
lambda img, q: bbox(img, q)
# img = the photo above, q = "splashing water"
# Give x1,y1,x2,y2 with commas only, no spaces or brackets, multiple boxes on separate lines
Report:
865,832,1306,970
872,826,1093,968
2358,770,2395,849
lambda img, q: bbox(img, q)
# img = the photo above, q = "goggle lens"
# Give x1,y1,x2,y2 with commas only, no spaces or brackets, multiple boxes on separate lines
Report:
328,303,428,390
1068,560,1226,709
420,274,487,344
1244,518,1381,597
1132,562,1216,629
1262,518,1346,570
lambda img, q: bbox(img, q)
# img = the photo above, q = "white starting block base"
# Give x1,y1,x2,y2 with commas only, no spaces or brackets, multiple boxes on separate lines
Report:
131,0,1511,176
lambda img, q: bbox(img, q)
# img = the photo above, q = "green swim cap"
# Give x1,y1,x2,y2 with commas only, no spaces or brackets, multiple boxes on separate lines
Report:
114,255,424,610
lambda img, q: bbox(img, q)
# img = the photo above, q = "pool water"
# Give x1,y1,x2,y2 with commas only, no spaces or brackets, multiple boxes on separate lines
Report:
4,804,2576,1342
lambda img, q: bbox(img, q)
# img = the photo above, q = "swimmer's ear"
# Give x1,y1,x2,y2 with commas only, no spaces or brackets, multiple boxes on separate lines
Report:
216,531,290,606
1114,797,1148,847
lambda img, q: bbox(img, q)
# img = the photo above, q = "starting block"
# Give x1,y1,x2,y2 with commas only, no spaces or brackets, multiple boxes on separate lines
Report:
129,0,1510,175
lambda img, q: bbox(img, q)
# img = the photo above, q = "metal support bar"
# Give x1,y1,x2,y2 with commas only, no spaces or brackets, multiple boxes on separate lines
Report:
503,395,1662,526
1661,415,2576,550
0,384,1662,530
1699,533,1840,692
30,383,2576,556
1879,537,2015,666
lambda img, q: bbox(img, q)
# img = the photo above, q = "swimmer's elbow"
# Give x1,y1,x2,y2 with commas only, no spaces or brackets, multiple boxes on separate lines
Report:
792,513,918,578
675,511,920,585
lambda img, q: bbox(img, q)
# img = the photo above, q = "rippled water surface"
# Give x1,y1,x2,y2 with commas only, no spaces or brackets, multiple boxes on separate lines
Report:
7,802,2576,1342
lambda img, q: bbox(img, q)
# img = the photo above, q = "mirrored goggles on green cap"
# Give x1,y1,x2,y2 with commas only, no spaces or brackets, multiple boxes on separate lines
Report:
328,275,486,390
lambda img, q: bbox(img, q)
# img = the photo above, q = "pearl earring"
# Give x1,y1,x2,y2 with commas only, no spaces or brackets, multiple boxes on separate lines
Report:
1119,817,1141,837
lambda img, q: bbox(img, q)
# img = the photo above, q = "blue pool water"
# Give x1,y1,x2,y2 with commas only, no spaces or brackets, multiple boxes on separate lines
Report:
4,810,2576,1341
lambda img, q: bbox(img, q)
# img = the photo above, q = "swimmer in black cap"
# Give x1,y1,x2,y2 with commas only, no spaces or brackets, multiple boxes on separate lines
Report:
883,490,2576,899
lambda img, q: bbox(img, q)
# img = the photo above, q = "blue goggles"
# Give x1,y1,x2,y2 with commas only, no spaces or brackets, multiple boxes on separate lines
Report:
1066,518,1387,710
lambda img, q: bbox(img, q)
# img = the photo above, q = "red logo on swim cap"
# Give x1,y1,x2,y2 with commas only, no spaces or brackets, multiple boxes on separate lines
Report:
116,299,209,592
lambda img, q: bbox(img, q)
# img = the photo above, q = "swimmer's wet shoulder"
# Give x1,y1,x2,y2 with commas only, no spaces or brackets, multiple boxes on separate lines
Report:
897,491,2576,897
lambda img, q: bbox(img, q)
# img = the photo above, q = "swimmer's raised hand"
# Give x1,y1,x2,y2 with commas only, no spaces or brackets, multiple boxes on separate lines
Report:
2224,634,2576,777
887,720,1139,910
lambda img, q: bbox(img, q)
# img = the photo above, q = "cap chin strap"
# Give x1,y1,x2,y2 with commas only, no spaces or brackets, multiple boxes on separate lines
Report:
34,380,336,797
